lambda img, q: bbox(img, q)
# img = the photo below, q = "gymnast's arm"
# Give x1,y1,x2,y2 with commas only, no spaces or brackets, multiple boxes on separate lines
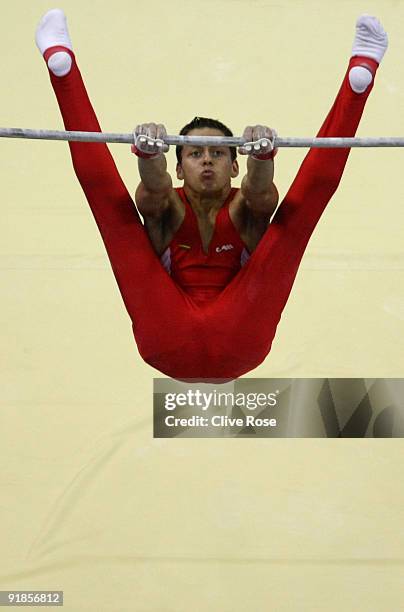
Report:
240,155,279,216
229,153,278,252
134,153,180,254
133,122,173,219
238,124,279,218
135,155,173,218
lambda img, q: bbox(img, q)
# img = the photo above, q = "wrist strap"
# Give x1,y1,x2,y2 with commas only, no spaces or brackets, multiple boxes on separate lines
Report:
252,148,278,161
131,144,160,159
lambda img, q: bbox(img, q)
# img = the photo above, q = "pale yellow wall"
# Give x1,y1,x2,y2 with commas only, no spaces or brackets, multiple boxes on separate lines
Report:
1,1,403,610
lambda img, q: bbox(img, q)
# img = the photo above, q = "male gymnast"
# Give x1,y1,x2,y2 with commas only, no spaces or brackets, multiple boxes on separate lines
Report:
35,9,388,379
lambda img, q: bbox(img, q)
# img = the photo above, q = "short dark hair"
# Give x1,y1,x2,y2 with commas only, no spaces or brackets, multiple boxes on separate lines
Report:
175,116,237,164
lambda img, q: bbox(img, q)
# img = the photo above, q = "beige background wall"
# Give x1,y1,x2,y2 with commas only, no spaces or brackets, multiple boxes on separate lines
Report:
1,1,403,610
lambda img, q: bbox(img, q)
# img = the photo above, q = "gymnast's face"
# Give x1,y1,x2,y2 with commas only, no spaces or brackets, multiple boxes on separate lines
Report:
176,128,239,193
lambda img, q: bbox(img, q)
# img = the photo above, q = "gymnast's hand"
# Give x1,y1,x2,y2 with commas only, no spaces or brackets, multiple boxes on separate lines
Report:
238,125,278,160
131,122,170,158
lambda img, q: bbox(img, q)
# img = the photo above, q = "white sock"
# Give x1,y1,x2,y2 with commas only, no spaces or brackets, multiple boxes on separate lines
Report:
35,9,73,76
349,15,388,93
351,14,388,64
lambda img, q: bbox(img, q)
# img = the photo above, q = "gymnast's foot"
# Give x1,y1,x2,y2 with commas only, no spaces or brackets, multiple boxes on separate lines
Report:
35,8,73,76
349,14,388,93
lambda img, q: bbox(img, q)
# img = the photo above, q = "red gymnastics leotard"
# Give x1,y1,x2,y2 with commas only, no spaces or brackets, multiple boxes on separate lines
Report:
42,46,379,380
161,187,249,306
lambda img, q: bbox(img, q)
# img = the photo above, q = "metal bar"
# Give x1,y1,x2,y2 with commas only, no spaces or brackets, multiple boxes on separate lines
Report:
1,127,404,147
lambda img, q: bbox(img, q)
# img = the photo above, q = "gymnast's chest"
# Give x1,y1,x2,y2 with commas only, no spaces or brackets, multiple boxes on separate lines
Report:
171,201,241,260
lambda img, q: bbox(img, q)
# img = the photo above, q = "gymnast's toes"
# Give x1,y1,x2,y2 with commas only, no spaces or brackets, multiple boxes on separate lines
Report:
351,14,388,64
35,8,73,76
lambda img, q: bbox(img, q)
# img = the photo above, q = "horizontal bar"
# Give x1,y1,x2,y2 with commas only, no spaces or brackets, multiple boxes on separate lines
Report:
1,127,404,148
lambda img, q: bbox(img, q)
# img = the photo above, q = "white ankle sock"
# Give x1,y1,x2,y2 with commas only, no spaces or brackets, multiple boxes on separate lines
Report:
348,15,388,93
35,9,73,75
351,14,388,64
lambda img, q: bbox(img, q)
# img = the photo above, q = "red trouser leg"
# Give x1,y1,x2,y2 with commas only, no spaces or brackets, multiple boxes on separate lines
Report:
44,47,206,376
207,57,379,378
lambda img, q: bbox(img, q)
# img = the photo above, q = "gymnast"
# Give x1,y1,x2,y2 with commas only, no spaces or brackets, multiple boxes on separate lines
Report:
35,9,388,380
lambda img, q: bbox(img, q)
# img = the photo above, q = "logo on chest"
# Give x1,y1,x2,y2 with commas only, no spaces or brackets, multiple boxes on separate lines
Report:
215,243,234,253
